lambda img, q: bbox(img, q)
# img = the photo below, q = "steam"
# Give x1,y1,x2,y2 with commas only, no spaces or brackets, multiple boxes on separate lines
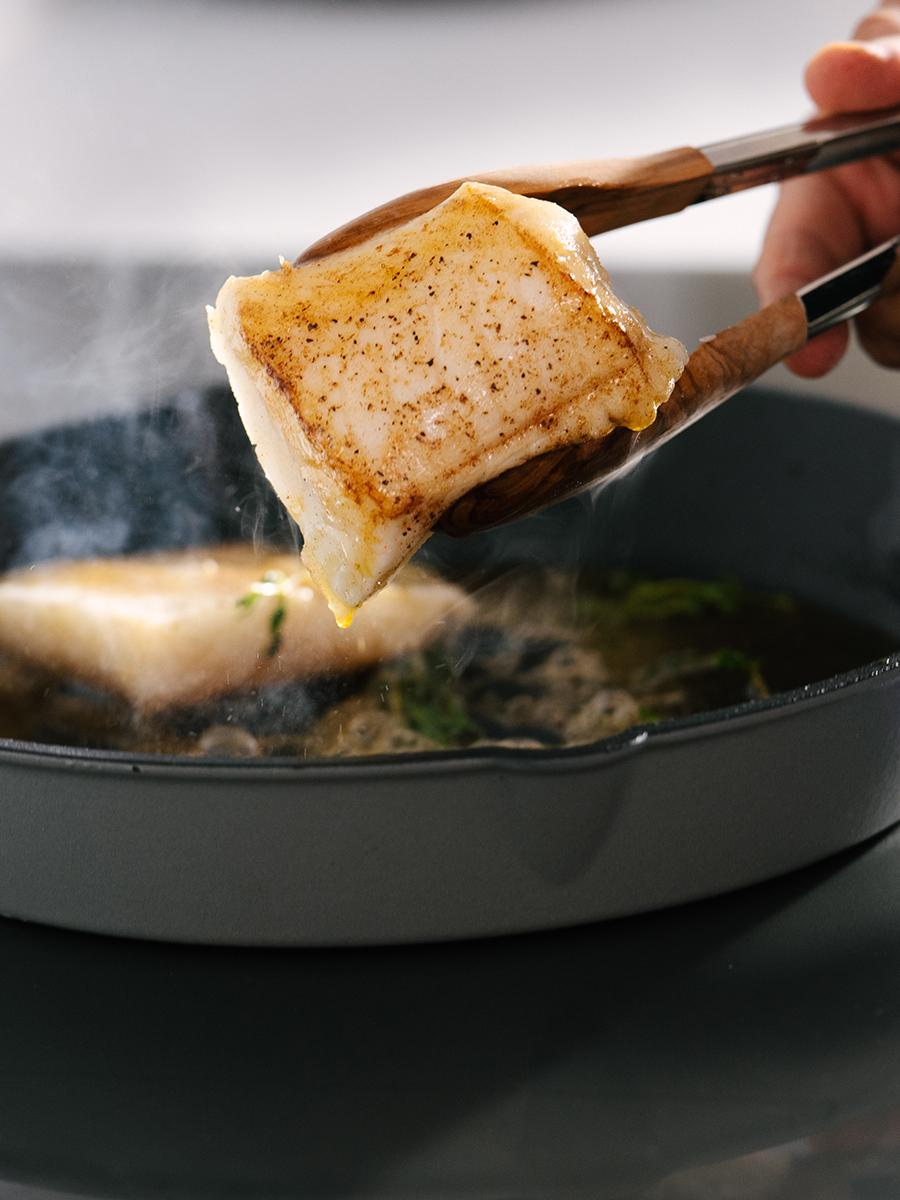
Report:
0,259,242,437
0,385,296,574
0,256,301,570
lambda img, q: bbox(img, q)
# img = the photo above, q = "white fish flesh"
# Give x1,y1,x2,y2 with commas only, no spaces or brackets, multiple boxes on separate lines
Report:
0,547,468,711
208,182,687,624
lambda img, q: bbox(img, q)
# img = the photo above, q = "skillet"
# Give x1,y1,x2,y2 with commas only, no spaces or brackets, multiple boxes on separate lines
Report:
0,384,898,945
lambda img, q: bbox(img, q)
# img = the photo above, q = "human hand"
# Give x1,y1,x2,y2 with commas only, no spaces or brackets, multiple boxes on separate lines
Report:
754,4,900,375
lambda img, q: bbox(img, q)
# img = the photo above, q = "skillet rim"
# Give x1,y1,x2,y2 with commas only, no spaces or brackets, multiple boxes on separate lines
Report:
0,648,897,777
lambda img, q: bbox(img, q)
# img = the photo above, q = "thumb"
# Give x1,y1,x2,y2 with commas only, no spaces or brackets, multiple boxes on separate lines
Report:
805,6,900,112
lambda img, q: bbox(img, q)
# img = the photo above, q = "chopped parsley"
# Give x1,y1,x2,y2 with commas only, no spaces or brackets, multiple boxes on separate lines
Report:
636,646,769,700
236,569,291,658
392,649,479,747
619,577,744,620
711,648,770,697
579,572,796,626
267,601,287,658
637,706,662,724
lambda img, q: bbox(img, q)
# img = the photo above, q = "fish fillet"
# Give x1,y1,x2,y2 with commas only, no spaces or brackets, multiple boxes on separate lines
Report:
208,182,687,624
0,547,468,711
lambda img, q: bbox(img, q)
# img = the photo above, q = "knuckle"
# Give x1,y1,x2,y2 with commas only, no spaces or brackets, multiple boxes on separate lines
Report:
854,10,900,40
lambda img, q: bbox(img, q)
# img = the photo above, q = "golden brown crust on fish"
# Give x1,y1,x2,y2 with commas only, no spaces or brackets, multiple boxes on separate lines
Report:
209,183,686,622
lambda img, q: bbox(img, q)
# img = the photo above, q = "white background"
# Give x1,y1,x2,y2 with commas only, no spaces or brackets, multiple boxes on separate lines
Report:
0,0,866,263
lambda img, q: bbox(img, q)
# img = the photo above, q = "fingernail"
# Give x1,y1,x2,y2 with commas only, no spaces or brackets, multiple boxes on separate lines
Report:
857,40,895,62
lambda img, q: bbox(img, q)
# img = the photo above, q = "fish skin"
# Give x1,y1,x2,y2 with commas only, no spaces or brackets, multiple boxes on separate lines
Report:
209,182,687,623
0,547,468,711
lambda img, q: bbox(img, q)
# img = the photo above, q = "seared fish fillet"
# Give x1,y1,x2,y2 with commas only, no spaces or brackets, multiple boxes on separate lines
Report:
209,182,687,624
0,547,467,711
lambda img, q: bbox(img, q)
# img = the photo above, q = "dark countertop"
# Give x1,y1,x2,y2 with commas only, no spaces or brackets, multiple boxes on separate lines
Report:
2,822,900,1198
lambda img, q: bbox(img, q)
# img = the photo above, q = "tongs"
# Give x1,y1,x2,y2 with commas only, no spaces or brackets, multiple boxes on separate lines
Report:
303,105,900,536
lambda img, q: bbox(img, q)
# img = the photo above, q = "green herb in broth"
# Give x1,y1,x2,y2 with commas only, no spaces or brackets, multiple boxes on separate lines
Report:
267,601,287,658
392,649,480,747
711,648,769,698
633,647,767,694
236,570,291,657
578,572,794,626
637,706,662,725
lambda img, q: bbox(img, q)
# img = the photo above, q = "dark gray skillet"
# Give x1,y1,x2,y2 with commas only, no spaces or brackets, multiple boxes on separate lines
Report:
0,385,898,946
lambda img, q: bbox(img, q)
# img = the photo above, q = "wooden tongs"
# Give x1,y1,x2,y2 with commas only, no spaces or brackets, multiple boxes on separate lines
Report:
303,106,900,537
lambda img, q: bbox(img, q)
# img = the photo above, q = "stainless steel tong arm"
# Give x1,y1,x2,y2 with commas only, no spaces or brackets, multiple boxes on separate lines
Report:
798,234,900,338
700,104,900,199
